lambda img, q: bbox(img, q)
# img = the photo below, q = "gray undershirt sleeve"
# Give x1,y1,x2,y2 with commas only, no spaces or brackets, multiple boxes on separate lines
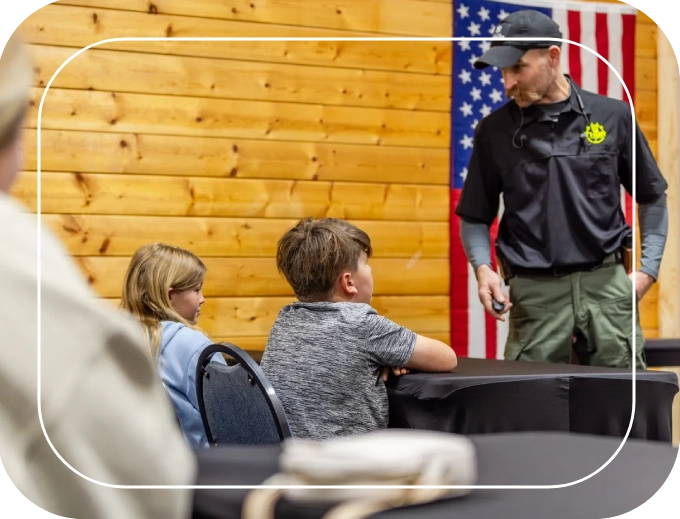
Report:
460,218,492,272
638,193,668,280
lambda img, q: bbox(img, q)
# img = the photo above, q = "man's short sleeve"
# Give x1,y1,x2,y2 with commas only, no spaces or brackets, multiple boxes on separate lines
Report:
362,311,416,367
455,120,502,225
619,118,668,203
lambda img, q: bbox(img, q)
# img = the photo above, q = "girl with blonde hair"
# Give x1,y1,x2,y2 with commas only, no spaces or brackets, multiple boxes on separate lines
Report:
121,242,224,448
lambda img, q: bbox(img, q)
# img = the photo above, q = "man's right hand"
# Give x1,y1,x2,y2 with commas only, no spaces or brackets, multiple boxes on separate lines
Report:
476,264,512,321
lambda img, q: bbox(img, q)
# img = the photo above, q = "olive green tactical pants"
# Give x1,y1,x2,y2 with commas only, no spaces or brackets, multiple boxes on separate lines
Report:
504,256,646,369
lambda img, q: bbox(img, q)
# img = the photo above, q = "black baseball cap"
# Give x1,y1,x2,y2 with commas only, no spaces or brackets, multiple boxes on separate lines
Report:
473,10,562,70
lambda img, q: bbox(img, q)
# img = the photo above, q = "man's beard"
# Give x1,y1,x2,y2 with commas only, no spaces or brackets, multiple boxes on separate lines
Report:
507,88,543,106
506,66,553,107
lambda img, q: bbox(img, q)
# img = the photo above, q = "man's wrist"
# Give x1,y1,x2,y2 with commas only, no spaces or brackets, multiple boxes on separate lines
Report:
638,266,658,282
475,263,493,280
638,266,658,284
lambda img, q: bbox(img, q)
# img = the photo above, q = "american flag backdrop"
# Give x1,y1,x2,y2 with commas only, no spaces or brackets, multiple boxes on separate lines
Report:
450,0,638,359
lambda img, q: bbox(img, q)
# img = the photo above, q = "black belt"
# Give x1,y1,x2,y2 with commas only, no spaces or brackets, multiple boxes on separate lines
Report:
501,252,623,280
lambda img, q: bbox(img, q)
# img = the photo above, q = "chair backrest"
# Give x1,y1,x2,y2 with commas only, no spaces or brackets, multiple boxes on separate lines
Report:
195,343,292,446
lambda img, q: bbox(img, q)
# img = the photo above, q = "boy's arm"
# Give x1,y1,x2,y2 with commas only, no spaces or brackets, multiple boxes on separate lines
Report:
405,334,457,372
364,313,456,373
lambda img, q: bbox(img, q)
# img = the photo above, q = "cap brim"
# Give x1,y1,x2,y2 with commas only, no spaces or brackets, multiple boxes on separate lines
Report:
473,45,526,70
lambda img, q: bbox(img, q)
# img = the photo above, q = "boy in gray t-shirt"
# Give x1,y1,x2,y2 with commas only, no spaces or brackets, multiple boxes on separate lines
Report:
260,217,457,441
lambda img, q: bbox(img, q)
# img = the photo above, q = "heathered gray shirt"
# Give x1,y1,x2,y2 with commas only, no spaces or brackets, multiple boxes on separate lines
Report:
260,301,417,440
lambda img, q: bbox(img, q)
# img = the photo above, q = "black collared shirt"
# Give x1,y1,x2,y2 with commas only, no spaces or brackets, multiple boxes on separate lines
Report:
455,80,668,269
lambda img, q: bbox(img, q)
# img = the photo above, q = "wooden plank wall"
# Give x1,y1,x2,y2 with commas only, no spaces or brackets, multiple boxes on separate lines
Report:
12,0,453,359
657,30,679,338
655,24,679,448
10,0,662,359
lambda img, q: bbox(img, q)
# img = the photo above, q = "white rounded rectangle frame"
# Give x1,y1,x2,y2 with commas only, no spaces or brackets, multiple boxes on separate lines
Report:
35,34,640,491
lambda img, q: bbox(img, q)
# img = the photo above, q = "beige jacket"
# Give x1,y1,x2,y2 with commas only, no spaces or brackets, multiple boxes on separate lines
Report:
0,192,196,518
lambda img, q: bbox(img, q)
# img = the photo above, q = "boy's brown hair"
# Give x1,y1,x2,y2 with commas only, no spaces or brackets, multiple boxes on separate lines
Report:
277,217,372,301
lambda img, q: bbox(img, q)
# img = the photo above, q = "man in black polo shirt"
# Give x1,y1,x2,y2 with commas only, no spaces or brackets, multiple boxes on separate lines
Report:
456,10,668,369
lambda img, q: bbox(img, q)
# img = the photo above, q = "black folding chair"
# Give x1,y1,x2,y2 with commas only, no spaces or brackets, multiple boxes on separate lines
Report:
195,343,292,446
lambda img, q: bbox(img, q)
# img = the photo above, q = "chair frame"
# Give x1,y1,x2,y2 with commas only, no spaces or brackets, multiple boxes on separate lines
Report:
195,342,292,446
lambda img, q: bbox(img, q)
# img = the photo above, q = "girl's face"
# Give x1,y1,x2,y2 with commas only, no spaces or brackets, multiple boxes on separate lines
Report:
169,281,204,324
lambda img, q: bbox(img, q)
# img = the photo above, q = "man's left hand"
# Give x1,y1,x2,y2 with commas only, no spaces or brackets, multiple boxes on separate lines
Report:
628,271,655,301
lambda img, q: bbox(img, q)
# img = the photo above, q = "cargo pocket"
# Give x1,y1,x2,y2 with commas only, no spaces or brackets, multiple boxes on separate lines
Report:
590,295,633,367
613,334,633,369
504,305,544,361
629,329,647,369
625,273,646,369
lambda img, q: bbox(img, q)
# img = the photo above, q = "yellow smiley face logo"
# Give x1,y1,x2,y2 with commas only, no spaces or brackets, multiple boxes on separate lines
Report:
584,122,607,144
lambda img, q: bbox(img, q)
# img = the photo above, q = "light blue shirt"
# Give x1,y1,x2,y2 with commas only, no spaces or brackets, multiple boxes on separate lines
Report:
157,321,224,448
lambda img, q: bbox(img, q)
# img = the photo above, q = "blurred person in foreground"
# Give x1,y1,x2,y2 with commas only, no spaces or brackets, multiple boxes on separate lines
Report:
0,34,195,518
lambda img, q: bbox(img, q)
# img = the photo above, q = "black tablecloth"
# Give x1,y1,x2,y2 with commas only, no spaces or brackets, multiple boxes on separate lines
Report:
386,358,679,442
645,338,680,366
191,432,679,519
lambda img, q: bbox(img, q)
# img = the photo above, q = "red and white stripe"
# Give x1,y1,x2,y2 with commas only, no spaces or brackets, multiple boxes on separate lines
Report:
455,0,637,360
553,1,636,227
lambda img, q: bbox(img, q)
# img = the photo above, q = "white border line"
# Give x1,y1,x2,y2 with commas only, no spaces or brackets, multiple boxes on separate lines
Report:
37,35,637,490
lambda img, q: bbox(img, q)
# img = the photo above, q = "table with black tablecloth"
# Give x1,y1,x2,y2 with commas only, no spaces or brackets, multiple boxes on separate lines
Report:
385,357,678,442
643,339,680,446
645,338,680,367
191,432,679,519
